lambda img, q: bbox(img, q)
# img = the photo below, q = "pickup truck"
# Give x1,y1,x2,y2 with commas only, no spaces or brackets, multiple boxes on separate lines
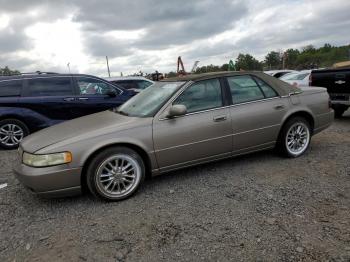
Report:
310,68,350,117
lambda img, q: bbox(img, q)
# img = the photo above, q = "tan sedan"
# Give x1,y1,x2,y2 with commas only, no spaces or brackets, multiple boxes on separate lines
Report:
14,72,334,201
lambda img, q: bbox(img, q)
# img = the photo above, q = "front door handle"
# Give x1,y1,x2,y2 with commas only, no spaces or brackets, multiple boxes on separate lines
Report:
213,115,227,122
274,104,285,110
78,97,89,101
63,97,75,101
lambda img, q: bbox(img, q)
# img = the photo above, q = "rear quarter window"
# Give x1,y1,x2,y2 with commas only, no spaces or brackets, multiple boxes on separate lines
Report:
0,80,22,96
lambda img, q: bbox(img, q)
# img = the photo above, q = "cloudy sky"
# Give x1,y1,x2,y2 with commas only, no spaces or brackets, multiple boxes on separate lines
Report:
0,0,349,76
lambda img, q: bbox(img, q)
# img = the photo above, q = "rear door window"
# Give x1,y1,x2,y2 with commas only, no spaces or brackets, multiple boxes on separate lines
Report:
227,75,265,104
253,77,278,98
28,77,73,96
0,80,22,96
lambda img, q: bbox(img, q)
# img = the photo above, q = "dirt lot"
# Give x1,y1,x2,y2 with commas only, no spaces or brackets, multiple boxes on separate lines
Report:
0,112,349,262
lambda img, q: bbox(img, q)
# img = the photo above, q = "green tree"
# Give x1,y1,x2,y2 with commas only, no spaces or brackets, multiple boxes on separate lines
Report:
264,51,281,70
301,45,316,54
194,64,222,74
221,63,229,71
0,66,20,76
235,53,262,71
319,43,332,53
284,49,300,69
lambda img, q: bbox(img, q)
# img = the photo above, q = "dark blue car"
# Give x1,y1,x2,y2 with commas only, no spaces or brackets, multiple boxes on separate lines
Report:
0,72,135,149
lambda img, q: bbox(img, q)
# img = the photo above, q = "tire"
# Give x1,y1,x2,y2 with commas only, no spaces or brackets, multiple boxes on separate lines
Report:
278,117,311,158
0,119,29,150
334,109,345,118
86,147,145,201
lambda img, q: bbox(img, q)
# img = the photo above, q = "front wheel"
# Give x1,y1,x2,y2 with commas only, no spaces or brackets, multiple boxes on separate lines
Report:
0,119,29,149
278,117,311,158
86,147,145,201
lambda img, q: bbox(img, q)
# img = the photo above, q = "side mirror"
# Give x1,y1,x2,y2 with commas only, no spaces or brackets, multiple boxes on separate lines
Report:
167,104,187,118
106,89,117,97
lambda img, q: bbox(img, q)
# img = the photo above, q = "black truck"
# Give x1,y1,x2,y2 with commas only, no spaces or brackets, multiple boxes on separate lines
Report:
310,68,350,117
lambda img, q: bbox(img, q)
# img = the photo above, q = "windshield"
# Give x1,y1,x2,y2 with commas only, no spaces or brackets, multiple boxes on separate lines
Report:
281,72,309,81
116,81,184,117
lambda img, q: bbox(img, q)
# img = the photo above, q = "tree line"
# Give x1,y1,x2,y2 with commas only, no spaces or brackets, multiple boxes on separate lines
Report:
192,43,350,74
0,66,20,76
2,43,349,77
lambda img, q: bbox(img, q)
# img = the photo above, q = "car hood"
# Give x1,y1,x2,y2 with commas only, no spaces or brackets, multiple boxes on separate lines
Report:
21,110,149,153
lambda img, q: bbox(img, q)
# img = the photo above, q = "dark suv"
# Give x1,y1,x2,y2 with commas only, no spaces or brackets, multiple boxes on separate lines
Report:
0,72,135,149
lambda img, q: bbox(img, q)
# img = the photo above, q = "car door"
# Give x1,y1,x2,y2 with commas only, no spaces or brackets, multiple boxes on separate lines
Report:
153,78,232,172
0,79,22,108
21,76,76,121
226,75,289,154
73,76,124,118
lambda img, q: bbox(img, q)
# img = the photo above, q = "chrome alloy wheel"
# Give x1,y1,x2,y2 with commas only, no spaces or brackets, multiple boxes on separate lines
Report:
95,154,141,198
285,122,310,156
0,124,24,147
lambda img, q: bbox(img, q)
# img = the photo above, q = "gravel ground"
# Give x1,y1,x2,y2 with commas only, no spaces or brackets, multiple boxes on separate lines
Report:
0,112,349,262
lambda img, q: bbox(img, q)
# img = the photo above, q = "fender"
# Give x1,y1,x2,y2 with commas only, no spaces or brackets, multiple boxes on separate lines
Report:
0,107,59,132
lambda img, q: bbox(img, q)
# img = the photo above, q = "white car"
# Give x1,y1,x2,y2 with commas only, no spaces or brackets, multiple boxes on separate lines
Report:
104,76,154,93
280,71,311,87
264,70,297,78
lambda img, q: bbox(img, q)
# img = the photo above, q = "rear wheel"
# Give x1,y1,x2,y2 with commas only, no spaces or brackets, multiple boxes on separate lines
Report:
278,117,311,158
86,147,145,201
0,119,29,149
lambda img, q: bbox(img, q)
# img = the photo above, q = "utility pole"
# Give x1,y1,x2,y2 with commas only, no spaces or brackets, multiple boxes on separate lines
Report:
106,56,111,77
67,62,71,73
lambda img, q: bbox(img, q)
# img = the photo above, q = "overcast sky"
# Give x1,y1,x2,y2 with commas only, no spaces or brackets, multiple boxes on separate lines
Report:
0,0,349,76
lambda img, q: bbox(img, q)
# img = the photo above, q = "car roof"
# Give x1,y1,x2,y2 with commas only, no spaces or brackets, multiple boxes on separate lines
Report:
104,76,153,82
0,73,108,81
163,71,298,96
264,70,295,73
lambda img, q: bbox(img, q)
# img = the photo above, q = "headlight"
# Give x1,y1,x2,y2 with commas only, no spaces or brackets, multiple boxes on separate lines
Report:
22,152,72,167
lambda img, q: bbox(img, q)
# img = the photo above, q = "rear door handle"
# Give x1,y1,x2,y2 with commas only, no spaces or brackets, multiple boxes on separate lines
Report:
78,97,89,101
274,104,285,110
63,97,75,101
213,115,227,122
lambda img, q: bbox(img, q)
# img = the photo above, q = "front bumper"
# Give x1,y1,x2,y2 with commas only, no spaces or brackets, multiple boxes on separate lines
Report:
13,162,82,198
